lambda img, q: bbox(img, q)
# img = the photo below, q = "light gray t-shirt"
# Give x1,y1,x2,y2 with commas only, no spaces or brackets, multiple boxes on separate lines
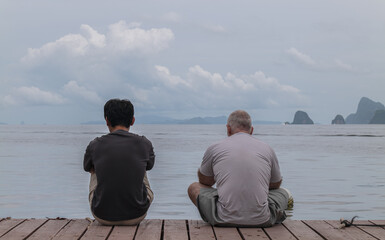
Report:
199,132,282,225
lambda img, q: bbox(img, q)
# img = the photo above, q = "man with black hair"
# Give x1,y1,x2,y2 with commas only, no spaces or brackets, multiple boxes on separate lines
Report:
84,99,155,225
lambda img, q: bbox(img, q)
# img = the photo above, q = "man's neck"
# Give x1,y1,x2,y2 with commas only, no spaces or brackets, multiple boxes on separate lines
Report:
108,125,130,133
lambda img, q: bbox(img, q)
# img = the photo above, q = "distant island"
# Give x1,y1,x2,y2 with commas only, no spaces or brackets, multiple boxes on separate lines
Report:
331,115,345,124
344,97,385,124
80,96,385,125
81,116,282,125
291,111,314,124
369,110,385,124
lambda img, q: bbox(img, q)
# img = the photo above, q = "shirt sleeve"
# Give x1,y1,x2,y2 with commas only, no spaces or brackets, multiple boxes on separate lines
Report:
146,140,155,171
199,145,215,177
269,148,282,183
83,143,94,172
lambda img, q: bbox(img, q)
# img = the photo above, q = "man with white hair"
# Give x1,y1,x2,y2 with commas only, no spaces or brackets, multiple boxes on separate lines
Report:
188,110,293,227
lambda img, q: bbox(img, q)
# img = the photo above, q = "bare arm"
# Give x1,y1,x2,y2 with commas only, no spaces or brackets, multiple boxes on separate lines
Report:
269,179,282,190
198,169,215,187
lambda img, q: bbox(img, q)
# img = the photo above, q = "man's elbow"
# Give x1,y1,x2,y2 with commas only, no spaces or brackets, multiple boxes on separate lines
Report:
198,170,215,187
269,179,282,190
199,178,215,187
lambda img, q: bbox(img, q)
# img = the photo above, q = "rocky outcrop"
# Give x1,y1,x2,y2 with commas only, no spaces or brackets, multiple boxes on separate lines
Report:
331,115,345,124
346,97,385,124
369,110,385,124
292,111,314,124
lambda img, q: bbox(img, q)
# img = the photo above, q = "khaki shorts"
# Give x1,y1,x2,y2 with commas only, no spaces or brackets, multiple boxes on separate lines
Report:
197,188,288,227
89,172,154,226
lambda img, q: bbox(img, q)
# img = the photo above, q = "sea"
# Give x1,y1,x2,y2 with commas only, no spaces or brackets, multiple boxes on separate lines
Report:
0,124,384,220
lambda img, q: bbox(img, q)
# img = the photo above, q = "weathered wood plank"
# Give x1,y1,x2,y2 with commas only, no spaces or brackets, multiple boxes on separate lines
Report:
80,220,112,240
304,220,364,240
354,220,385,240
28,219,70,240
135,219,162,240
283,220,323,240
0,219,25,237
264,223,296,240
238,227,269,240
163,220,188,240
213,227,242,240
107,225,137,240
188,220,215,240
0,218,383,240
326,220,377,240
0,219,46,240
52,219,91,240
370,220,385,228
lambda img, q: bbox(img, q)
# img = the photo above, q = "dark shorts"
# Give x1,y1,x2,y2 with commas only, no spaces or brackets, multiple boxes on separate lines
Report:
197,188,289,227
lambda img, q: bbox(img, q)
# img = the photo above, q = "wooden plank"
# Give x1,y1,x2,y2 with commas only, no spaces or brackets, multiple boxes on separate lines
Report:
107,225,137,240
0,219,46,240
304,220,364,240
213,227,242,240
283,220,323,240
52,219,91,240
188,220,215,240
238,227,269,240
354,220,385,240
0,219,25,237
135,219,162,240
80,220,112,240
370,220,385,228
326,220,377,240
163,220,188,240
28,219,70,240
264,223,296,240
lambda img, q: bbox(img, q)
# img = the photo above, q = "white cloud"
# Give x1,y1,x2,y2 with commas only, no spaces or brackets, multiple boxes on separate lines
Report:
3,86,66,106
107,20,174,54
21,34,89,64
80,24,106,48
63,81,102,104
21,21,174,65
286,48,317,66
155,65,191,88
153,65,305,110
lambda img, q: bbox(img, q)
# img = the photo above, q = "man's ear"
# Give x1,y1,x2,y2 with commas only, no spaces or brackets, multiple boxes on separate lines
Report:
131,116,135,126
226,124,232,136
249,126,254,135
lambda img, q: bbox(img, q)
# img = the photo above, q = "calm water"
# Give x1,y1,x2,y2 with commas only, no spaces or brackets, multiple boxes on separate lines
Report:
0,124,384,220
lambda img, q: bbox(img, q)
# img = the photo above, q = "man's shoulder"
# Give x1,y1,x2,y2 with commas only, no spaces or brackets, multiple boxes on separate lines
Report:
207,137,228,149
128,132,152,144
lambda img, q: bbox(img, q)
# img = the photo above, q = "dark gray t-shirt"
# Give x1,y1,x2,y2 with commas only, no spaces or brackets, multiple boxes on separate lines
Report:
200,132,282,225
84,129,155,221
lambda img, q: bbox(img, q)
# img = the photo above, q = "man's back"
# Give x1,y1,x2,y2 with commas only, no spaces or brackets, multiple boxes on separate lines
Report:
200,132,282,225
84,129,155,221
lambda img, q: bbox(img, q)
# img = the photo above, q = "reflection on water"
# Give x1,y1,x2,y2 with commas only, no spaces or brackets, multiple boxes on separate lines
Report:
0,124,384,220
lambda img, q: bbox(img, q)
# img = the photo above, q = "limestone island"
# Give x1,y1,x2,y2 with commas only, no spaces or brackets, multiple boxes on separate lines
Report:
331,115,345,124
292,111,314,124
346,97,385,124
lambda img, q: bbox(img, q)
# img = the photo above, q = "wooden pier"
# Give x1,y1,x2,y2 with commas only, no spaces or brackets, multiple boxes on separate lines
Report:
0,218,384,240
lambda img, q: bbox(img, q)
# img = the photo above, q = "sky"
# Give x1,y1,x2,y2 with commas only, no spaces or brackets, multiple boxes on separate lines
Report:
1,0,384,124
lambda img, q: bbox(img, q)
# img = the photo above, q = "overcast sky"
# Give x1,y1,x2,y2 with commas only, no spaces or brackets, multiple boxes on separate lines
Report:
1,0,384,124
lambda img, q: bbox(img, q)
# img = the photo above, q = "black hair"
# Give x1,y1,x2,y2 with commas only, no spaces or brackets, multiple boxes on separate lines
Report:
104,99,134,128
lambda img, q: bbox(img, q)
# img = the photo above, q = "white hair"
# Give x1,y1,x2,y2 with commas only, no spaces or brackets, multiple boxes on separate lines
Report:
227,110,252,132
